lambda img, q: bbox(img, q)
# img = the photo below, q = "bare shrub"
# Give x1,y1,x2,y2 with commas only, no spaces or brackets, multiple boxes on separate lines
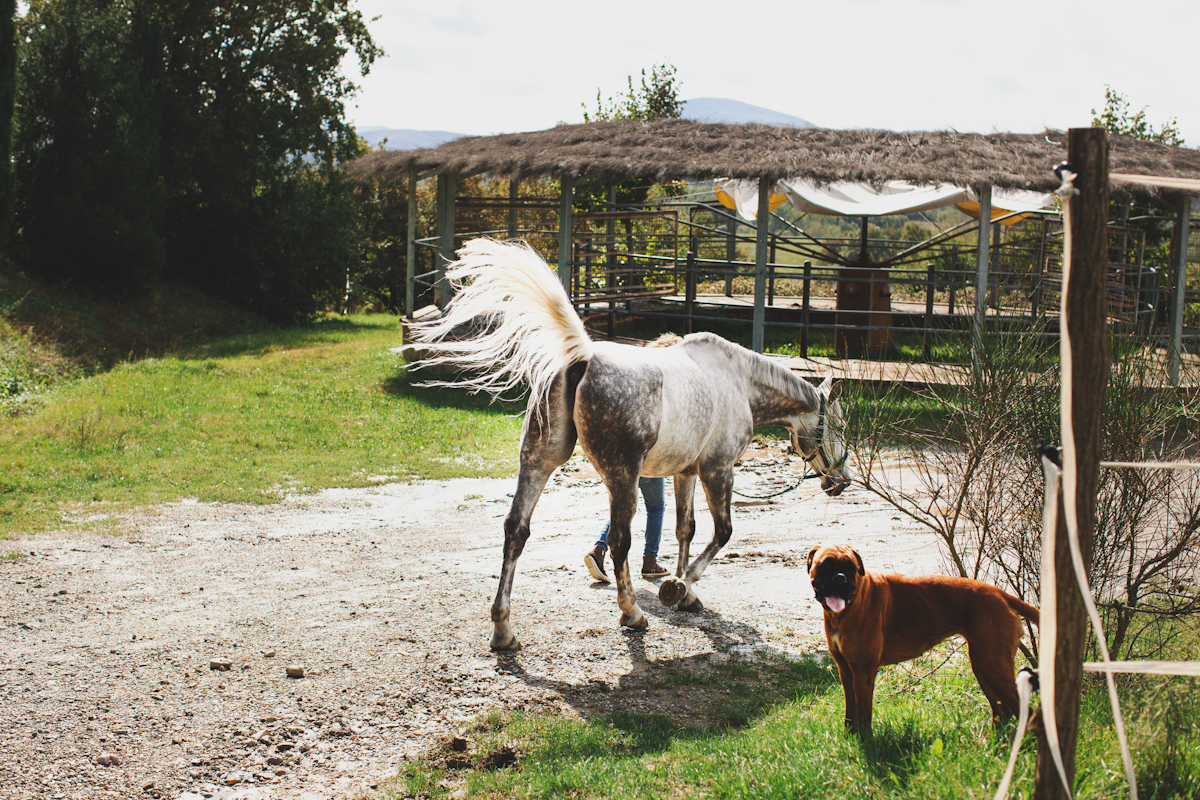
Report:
849,323,1200,662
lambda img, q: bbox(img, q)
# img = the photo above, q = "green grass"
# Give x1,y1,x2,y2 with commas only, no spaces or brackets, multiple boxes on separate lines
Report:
386,651,1200,800
0,314,525,537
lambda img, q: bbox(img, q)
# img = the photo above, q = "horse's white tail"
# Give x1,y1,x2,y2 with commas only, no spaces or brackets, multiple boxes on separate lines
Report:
406,238,594,414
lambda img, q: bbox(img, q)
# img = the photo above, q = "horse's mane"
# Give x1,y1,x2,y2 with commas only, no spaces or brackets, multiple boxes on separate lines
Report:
683,332,821,412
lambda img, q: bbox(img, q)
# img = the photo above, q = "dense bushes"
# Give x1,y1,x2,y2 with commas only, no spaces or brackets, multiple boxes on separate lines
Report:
12,1,379,323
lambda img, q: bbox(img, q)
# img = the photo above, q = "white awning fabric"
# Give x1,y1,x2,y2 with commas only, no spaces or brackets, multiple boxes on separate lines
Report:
714,178,1055,225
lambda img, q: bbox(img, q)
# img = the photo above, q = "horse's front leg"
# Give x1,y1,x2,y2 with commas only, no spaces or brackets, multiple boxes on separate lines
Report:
491,373,578,651
606,479,648,631
659,468,733,611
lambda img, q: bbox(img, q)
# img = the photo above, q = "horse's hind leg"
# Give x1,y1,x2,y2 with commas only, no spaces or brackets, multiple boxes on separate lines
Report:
604,478,647,630
490,369,579,651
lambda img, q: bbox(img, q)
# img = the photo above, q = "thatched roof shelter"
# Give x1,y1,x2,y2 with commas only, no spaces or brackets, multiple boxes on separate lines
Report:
348,119,1200,197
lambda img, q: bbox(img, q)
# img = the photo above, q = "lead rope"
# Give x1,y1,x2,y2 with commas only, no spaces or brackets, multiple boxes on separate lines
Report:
994,667,1038,800
732,394,841,499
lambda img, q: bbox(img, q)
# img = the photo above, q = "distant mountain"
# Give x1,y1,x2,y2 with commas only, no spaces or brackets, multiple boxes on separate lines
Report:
681,98,814,128
356,127,465,151
357,100,811,152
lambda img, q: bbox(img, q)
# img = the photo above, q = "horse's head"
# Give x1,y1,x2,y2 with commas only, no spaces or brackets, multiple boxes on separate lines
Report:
793,376,851,497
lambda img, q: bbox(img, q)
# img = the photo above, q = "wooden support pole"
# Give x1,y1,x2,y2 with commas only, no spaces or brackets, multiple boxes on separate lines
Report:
924,261,935,361
752,177,770,353
685,242,697,335
1034,127,1110,800
558,175,575,299
507,177,520,239
435,172,458,307
405,171,417,317
801,260,812,359
1169,194,1191,386
725,214,737,297
972,185,992,375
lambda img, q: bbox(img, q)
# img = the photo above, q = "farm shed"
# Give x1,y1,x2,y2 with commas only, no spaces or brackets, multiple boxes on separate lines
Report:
348,119,1200,379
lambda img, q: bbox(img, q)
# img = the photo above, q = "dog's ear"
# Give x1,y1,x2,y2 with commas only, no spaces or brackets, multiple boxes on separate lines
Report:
806,545,820,572
850,547,865,575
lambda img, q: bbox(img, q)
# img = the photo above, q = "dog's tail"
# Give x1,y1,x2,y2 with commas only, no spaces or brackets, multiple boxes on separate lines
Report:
406,238,594,417
1006,594,1040,626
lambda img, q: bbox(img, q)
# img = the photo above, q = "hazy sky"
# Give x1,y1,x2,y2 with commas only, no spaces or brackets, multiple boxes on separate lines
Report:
344,0,1197,147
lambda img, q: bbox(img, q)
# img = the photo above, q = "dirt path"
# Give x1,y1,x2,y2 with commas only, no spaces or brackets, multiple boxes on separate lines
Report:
0,445,942,799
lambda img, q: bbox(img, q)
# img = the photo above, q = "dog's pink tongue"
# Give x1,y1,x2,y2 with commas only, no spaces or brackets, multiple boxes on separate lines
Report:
825,596,845,613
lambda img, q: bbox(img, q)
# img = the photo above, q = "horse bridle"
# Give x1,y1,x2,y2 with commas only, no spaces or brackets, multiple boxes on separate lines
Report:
802,394,848,477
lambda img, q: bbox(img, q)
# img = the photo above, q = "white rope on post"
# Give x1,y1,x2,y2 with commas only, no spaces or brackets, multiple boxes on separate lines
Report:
994,668,1038,800
1059,468,1139,800
1037,452,1075,798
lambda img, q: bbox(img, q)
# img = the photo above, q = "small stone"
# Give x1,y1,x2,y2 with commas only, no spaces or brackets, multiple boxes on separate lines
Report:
262,650,276,658
209,659,232,671
285,665,305,678
224,770,253,785
95,752,121,766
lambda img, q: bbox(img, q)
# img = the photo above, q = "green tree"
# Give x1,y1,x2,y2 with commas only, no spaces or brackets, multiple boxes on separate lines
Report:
1,0,14,255
1091,85,1184,146
15,0,381,321
15,0,166,292
578,63,682,211
1090,86,1188,328
583,63,682,123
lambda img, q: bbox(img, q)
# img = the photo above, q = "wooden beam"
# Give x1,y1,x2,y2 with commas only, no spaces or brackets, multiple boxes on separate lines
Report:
435,172,458,306
1034,126,1110,800
971,184,992,375
725,214,737,297
1169,194,1191,386
406,171,417,317
558,176,574,298
752,178,770,353
507,177,520,239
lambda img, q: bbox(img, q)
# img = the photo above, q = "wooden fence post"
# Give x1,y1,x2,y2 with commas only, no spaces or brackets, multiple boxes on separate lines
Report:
1033,126,1110,800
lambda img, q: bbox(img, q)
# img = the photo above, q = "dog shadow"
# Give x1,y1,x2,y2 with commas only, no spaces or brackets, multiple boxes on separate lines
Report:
854,720,933,785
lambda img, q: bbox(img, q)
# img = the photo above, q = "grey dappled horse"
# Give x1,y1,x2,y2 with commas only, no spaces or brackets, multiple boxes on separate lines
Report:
410,238,851,651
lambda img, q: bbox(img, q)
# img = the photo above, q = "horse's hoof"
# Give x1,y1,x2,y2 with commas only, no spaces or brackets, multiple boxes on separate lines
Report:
678,596,705,612
490,633,522,651
658,578,687,607
620,610,649,630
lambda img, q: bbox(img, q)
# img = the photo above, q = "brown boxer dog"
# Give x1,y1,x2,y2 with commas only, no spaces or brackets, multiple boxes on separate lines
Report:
806,544,1038,734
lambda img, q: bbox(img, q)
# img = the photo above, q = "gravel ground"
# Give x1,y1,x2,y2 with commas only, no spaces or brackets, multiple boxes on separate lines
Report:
0,444,942,799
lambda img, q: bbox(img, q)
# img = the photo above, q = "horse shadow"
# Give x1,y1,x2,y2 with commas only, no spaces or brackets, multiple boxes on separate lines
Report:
490,587,837,749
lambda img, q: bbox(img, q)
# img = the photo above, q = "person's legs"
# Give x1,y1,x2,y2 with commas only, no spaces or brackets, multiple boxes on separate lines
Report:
586,523,611,582
639,477,669,578
639,477,665,557
595,523,610,551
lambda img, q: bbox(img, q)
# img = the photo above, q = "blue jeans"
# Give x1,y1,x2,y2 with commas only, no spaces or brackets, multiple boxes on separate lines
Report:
596,476,665,558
